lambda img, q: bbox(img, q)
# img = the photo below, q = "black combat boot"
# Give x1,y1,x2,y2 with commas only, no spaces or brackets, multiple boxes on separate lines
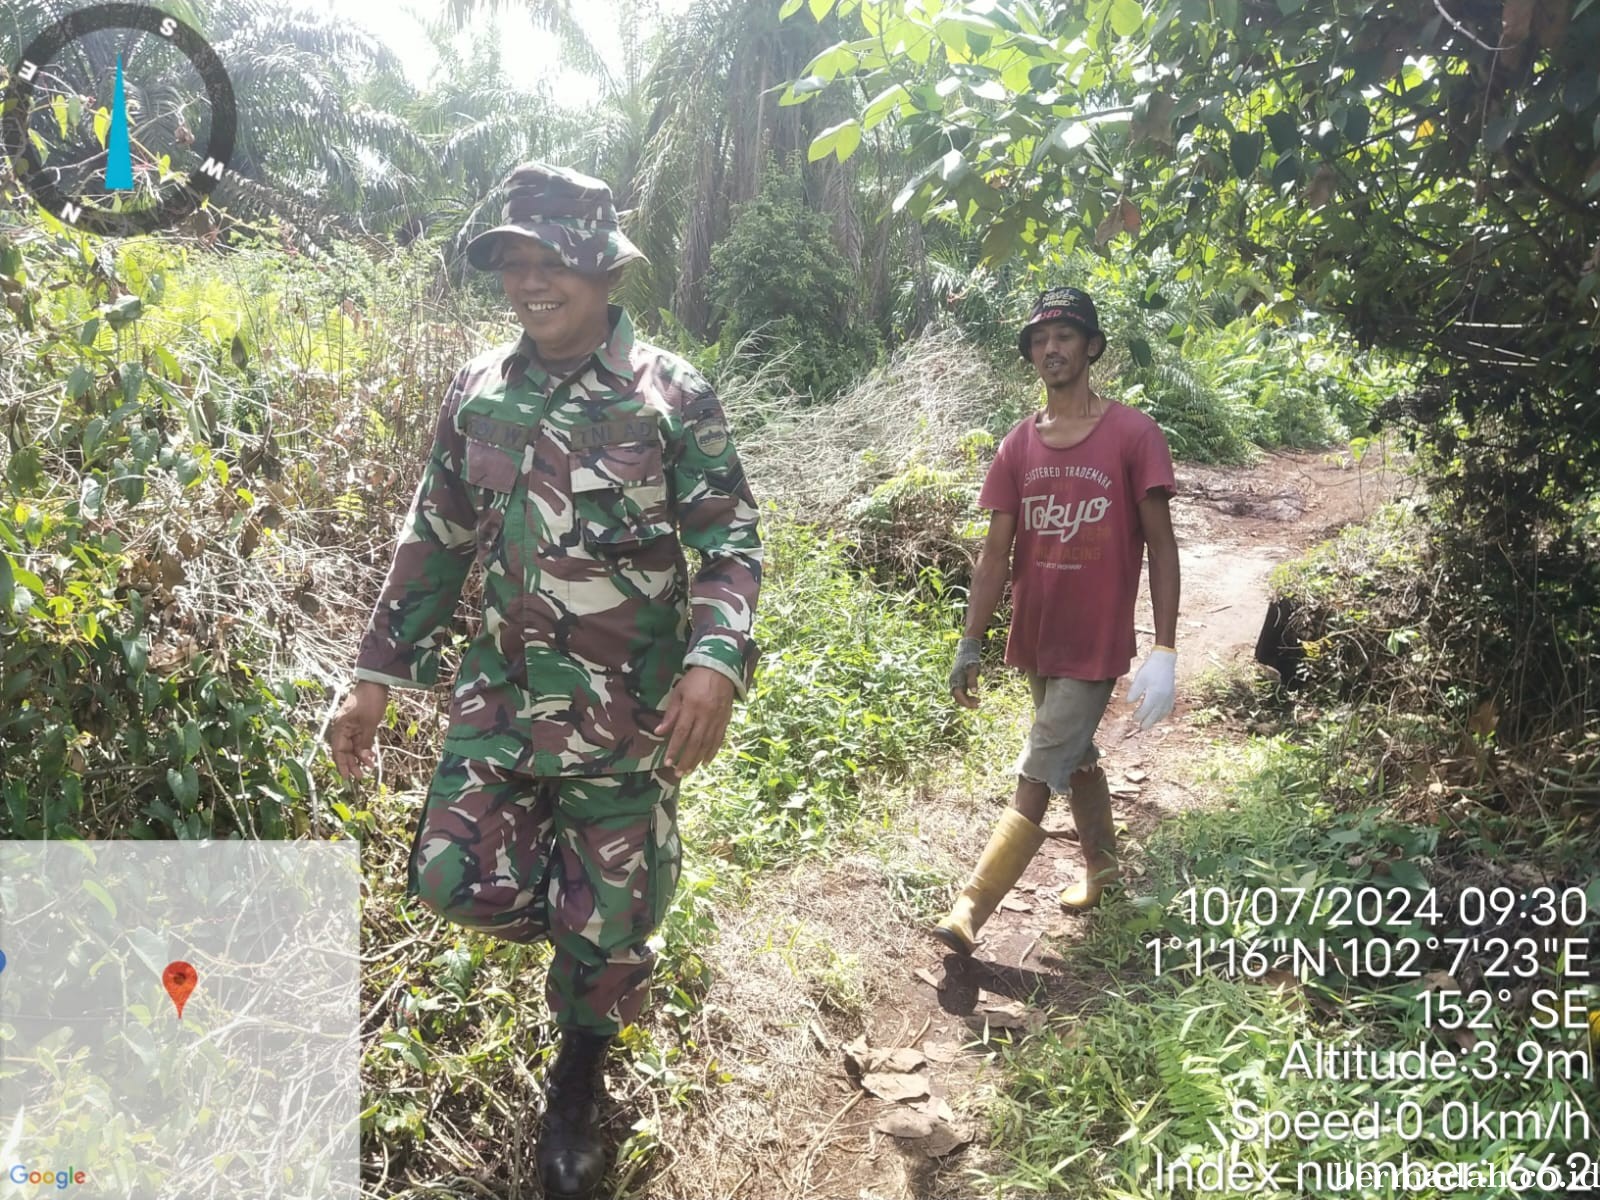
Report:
536,1028,612,1199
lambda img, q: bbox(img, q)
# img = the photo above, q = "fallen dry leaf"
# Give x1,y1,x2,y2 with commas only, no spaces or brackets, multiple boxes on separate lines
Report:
1501,0,1534,44
875,1048,928,1074
1532,0,1570,49
974,998,1046,1033
917,1122,972,1158
1306,163,1336,208
875,1110,936,1139
1467,699,1500,737
1125,768,1148,782
1119,196,1142,235
1258,968,1304,1012
999,897,1033,913
913,967,943,991
861,1072,931,1102
1094,206,1125,247
922,1097,956,1124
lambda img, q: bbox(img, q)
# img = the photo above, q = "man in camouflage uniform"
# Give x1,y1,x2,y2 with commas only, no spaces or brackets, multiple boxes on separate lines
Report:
327,163,761,1200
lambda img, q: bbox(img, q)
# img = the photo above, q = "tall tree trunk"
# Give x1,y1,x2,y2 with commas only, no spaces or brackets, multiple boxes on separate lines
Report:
907,220,935,335
822,155,862,273
674,133,718,337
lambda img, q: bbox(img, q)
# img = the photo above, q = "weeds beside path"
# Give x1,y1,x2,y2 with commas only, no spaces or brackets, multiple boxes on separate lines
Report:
647,447,1408,1200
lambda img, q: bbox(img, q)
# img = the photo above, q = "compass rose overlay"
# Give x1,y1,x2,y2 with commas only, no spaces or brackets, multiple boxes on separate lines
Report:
1,3,237,237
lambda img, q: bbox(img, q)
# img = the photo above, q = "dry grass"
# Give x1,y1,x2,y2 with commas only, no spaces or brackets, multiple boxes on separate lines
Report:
721,326,1021,517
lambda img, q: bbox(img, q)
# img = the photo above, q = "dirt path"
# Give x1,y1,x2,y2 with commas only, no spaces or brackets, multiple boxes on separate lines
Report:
648,447,1407,1200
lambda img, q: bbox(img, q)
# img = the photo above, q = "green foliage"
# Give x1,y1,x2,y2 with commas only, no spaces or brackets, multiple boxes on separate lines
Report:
0,234,314,838
901,256,1030,368
1272,501,1598,749
0,579,316,840
922,249,1406,462
846,460,982,592
977,738,1595,1198
0,214,483,839
685,520,966,866
709,169,881,400
650,860,720,1026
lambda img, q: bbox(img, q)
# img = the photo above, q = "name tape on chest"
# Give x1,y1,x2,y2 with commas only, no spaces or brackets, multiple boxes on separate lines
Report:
464,414,536,450
568,417,659,451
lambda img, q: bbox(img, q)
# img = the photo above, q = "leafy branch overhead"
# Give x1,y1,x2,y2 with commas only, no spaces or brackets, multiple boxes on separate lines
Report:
781,0,1600,530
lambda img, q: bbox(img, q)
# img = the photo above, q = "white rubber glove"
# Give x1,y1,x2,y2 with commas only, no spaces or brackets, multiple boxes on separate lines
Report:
1126,646,1177,730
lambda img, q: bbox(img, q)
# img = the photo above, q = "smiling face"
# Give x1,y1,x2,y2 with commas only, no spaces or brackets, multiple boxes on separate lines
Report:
1028,319,1103,388
497,237,614,363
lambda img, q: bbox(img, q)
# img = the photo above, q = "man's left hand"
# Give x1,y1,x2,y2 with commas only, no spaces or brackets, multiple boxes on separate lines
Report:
1127,647,1177,730
655,666,737,774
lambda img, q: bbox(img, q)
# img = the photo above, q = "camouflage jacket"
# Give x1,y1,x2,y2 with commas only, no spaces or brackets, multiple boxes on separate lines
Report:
354,306,762,776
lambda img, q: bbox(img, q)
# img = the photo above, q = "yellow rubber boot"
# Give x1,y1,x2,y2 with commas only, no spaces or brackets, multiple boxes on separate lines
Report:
932,808,1047,955
1060,768,1118,911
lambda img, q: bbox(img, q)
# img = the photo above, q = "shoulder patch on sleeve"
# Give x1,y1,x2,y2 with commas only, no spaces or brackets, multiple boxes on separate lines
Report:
691,401,732,464
692,416,730,458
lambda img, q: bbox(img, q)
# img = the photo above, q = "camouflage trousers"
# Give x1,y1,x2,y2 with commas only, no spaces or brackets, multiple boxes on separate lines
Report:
405,753,682,1035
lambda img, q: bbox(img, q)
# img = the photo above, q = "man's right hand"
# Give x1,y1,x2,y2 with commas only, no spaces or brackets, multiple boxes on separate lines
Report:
328,680,389,780
949,636,983,709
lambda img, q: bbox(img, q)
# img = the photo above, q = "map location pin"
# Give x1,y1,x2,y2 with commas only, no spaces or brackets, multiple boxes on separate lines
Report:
163,961,198,1020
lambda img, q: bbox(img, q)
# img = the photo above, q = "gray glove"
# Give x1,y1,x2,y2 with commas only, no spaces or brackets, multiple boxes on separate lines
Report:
949,636,983,697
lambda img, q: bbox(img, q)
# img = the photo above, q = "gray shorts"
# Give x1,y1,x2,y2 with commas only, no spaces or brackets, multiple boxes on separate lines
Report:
1013,674,1115,796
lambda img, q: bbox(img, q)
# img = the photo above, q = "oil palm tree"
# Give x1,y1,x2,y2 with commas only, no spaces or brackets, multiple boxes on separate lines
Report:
356,15,589,272
628,0,847,336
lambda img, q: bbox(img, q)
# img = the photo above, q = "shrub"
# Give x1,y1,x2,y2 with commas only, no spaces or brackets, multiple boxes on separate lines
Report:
0,220,478,836
684,520,966,866
709,169,880,401
845,461,982,595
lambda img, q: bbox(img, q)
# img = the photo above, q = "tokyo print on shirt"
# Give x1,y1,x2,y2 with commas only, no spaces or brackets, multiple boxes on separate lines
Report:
978,401,1176,682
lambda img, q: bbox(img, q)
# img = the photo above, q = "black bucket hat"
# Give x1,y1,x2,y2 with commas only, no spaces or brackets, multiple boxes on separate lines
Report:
1018,286,1106,362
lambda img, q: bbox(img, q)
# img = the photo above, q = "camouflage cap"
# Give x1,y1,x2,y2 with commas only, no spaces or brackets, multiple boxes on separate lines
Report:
466,161,648,274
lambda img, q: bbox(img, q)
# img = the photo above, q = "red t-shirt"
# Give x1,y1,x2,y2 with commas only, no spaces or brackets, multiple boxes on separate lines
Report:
978,402,1176,680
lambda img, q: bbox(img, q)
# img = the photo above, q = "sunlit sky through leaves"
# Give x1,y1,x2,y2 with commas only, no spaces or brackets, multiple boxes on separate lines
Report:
284,0,693,102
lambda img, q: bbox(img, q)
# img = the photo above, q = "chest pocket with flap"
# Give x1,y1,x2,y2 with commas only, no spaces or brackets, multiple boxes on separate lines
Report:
460,416,526,562
568,425,672,554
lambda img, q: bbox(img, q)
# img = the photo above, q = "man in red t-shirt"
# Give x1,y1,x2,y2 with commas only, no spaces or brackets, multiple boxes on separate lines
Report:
932,287,1181,956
